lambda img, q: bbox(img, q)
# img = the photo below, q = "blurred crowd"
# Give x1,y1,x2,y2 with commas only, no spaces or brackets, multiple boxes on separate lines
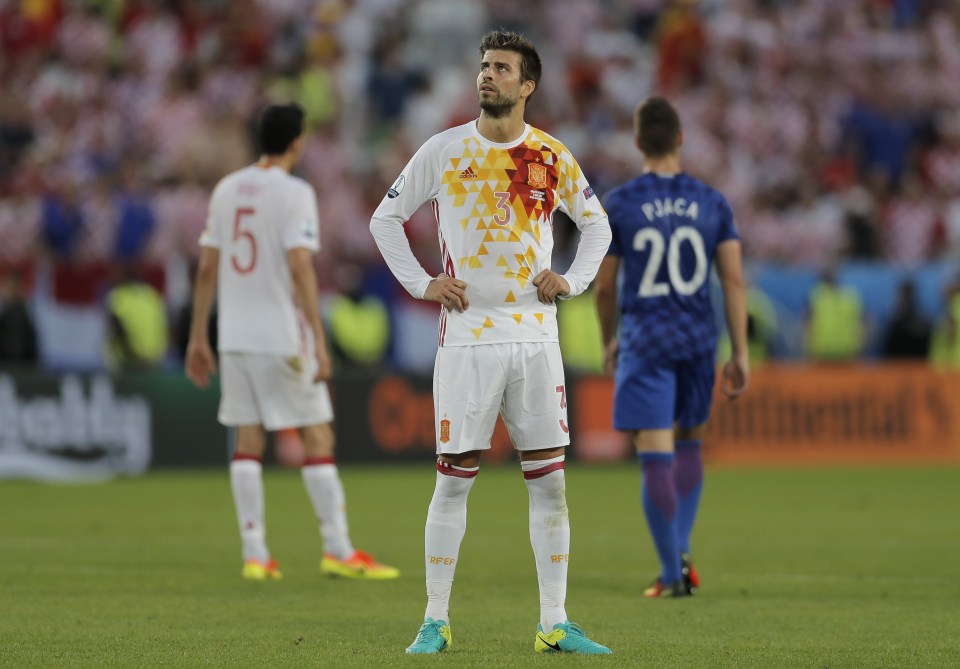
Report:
2,0,960,372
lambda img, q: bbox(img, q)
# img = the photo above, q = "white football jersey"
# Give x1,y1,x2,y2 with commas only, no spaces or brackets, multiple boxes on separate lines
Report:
200,164,320,356
370,121,610,347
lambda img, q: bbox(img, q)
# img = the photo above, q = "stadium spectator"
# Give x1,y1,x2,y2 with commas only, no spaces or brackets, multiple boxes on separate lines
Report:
370,30,612,655
595,96,748,599
929,274,960,369
105,264,169,370
326,261,390,369
805,268,865,361
0,270,38,365
882,279,932,359
719,281,778,367
185,103,398,582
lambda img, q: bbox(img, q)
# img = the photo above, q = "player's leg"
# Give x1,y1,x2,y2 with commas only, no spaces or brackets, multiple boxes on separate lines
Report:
407,450,481,654
231,424,279,579
613,353,684,597
632,428,685,597
407,346,500,654
672,354,716,593
508,343,610,654
519,446,569,632
299,422,398,579
219,353,279,580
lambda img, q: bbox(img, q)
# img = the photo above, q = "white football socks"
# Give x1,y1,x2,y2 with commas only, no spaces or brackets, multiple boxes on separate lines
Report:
522,455,569,632
302,462,355,560
424,461,478,623
230,458,269,564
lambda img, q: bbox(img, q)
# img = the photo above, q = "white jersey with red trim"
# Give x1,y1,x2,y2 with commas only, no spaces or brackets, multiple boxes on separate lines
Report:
370,121,611,347
200,164,320,356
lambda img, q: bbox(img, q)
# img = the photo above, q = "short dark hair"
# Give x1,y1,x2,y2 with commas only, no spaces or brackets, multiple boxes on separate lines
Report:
479,30,541,94
257,103,305,156
635,97,682,158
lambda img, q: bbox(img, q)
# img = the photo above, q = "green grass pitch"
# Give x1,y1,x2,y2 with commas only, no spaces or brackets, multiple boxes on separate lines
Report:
2,464,959,667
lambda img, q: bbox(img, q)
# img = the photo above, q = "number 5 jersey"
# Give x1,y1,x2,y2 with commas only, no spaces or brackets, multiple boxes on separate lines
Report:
370,121,611,347
200,164,320,356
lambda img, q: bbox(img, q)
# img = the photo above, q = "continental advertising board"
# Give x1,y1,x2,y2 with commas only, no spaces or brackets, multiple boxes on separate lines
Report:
571,364,960,464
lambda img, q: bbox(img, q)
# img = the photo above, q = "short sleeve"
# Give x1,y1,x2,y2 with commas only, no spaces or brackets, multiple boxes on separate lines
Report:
716,195,739,243
198,183,223,248
283,182,321,251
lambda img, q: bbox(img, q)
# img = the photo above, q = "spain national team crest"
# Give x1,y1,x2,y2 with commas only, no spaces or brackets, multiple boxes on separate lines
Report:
527,162,547,189
439,419,451,443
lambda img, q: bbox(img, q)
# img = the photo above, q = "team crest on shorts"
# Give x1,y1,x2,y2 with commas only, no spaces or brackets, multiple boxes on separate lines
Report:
439,419,451,443
527,162,547,189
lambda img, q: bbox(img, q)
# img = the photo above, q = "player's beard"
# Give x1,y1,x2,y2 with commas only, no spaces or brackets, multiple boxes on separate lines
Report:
479,90,519,119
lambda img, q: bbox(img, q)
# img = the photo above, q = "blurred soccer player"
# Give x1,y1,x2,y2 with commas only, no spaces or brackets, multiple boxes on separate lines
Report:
595,97,748,598
185,103,398,582
370,30,612,655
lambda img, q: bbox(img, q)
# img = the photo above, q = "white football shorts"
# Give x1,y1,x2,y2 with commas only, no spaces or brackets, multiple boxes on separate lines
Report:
433,342,570,454
218,352,334,430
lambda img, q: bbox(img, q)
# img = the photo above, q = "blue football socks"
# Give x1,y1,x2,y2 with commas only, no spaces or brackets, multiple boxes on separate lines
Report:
639,452,682,584
673,440,704,555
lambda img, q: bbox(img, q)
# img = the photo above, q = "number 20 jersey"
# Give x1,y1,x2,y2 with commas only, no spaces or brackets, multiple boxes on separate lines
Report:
199,165,320,356
371,121,608,347
603,172,739,362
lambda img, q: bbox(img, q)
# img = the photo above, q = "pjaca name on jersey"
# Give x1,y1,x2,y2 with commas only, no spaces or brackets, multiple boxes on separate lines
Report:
641,198,699,222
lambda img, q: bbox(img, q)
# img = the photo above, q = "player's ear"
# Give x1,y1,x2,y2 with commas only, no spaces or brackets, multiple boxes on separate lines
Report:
521,78,536,100
677,131,684,150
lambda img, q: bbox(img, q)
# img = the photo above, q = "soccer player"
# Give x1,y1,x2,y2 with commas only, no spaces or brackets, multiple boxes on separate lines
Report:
370,30,612,655
594,97,748,598
185,103,398,582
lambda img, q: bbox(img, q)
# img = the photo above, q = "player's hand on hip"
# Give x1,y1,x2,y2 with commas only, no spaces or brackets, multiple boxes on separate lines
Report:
424,273,469,312
313,348,332,383
720,355,749,399
532,270,569,304
603,338,619,375
185,340,217,389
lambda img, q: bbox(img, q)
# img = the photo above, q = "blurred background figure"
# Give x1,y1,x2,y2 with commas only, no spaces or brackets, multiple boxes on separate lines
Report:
882,279,932,359
105,264,169,370
930,274,960,369
805,267,865,362
327,261,390,370
718,280,778,367
0,270,38,366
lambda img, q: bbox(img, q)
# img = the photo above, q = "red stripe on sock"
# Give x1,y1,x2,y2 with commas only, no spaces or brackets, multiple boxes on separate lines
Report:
303,456,335,466
436,461,478,478
232,453,262,463
522,461,565,480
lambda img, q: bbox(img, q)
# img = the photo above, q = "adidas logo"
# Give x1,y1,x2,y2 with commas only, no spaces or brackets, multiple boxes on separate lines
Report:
459,166,478,180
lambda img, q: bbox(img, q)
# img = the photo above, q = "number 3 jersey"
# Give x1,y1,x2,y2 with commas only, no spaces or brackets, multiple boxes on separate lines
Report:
199,165,320,356
370,121,611,347
603,172,739,361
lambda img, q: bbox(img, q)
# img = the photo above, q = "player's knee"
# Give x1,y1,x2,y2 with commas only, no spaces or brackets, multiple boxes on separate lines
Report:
301,423,334,457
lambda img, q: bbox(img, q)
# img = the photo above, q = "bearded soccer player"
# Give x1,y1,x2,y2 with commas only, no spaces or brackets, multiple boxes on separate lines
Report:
370,30,612,655
186,103,398,582
595,97,749,598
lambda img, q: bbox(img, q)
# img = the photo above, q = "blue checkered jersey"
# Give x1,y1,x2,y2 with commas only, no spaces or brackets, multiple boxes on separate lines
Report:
603,172,739,361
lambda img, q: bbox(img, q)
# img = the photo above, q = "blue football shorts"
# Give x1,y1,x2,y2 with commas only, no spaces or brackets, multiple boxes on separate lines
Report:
613,351,716,431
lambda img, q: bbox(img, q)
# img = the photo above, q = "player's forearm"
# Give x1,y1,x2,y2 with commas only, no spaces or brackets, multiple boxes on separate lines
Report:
291,263,326,347
560,218,612,298
722,280,748,358
189,271,217,344
595,290,618,347
369,215,432,298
